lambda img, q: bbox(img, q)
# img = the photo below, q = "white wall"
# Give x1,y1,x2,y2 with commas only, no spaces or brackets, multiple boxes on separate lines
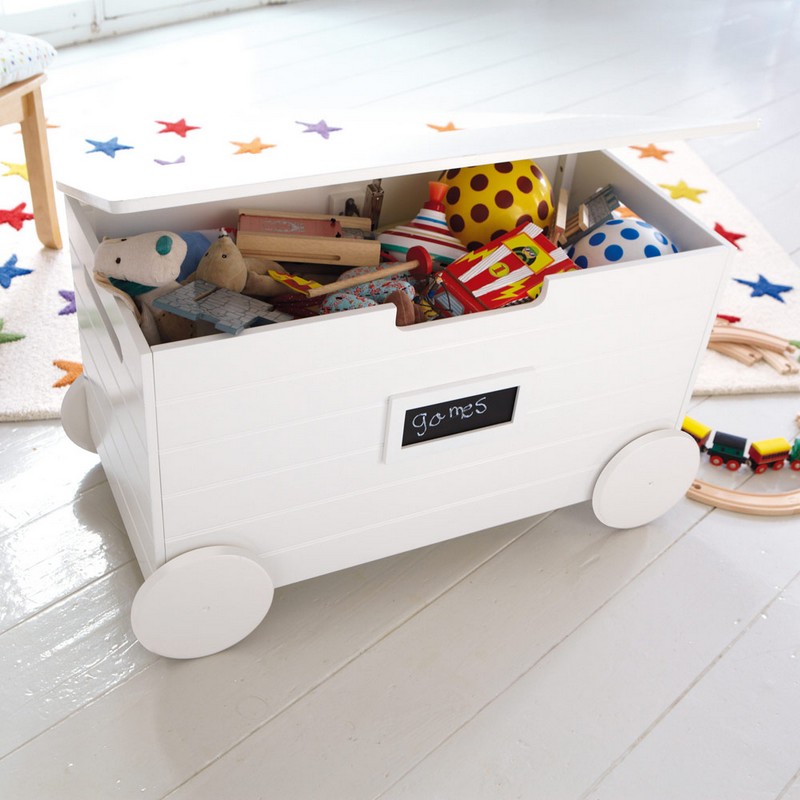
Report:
1,0,286,47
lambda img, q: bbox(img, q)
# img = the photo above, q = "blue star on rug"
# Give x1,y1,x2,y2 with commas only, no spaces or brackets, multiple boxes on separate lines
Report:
85,136,134,158
733,273,793,303
0,254,32,288
295,119,342,139
58,289,76,315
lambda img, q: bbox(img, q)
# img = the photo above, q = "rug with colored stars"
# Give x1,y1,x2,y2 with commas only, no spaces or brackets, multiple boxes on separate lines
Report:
0,121,78,421
1,116,798,422
614,139,798,395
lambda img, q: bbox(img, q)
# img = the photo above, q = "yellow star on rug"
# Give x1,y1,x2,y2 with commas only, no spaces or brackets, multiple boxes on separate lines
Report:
630,143,672,161
2,161,29,181
427,121,461,132
231,137,276,155
658,179,707,203
52,359,83,388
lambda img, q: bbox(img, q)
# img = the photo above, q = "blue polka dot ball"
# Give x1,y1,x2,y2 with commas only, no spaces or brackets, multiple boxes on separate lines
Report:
566,218,678,269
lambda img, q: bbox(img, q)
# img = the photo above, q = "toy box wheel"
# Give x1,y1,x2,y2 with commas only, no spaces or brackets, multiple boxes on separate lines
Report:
60,375,97,453
131,546,274,659
592,430,699,529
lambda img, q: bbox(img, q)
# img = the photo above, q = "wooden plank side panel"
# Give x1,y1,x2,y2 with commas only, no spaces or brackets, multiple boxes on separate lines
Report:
157,333,688,496
69,201,165,576
159,365,689,540
163,408,680,588
79,342,163,577
157,248,729,583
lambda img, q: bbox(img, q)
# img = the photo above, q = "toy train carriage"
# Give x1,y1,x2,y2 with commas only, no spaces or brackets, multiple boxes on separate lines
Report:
707,430,748,470
749,437,792,473
792,437,800,470
681,416,712,451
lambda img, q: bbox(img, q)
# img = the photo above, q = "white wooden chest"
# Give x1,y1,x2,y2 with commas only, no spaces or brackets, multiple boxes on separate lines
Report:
57,112,750,658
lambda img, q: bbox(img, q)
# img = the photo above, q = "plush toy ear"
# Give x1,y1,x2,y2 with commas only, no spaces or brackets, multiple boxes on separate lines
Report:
156,235,174,256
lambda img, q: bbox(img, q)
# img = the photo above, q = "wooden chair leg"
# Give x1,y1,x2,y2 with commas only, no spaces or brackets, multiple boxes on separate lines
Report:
19,85,62,250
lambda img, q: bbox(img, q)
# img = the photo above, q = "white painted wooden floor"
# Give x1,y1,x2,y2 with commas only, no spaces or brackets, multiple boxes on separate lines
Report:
2,1,800,797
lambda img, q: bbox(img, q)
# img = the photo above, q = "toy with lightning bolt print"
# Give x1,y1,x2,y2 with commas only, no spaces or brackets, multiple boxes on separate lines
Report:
427,221,578,317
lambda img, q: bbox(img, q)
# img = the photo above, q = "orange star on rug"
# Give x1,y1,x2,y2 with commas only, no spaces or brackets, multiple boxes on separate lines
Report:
714,222,746,250
2,161,28,181
427,121,461,132
630,143,672,161
52,360,83,388
16,119,58,132
231,137,276,155
658,179,707,203
615,205,639,219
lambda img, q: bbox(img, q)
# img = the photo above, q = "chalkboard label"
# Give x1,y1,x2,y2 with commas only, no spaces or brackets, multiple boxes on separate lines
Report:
401,386,518,447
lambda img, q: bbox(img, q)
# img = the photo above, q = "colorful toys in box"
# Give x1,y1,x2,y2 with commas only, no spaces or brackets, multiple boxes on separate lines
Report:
442,160,555,250
378,181,466,267
318,266,424,325
566,216,678,269
428,221,578,317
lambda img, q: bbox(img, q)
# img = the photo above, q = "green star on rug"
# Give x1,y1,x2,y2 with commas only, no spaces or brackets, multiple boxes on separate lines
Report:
0,318,25,343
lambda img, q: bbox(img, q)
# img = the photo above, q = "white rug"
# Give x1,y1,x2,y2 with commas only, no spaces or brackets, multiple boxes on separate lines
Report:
1,123,797,421
0,121,78,422
613,139,799,396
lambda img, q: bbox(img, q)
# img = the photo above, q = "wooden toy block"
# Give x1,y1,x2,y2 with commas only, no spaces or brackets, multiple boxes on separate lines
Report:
236,209,380,267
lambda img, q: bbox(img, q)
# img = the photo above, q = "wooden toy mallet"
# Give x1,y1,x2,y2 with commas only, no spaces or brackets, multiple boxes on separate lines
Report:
272,246,434,298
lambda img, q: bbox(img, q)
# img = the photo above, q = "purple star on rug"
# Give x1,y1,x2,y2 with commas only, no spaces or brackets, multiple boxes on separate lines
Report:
733,274,793,303
295,119,342,139
58,289,76,315
85,137,134,158
154,155,186,166
0,254,32,288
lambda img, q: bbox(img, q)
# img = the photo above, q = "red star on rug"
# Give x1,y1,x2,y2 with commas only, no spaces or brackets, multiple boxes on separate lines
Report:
52,359,83,388
630,143,673,161
156,118,201,137
714,222,746,250
0,202,34,231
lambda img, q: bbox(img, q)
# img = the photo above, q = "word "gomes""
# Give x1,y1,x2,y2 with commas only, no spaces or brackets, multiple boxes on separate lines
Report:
400,385,519,447
411,396,488,439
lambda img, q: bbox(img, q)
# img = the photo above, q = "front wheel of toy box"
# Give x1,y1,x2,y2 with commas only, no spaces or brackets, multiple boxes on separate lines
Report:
58,112,751,656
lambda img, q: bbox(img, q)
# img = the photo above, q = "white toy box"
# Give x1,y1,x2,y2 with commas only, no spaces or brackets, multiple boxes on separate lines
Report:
58,112,750,658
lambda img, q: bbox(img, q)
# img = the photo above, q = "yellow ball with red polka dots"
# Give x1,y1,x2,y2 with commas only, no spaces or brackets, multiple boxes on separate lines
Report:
442,160,554,250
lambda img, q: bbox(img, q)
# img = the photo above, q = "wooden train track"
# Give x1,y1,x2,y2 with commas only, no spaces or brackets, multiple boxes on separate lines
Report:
708,324,799,374
687,479,800,516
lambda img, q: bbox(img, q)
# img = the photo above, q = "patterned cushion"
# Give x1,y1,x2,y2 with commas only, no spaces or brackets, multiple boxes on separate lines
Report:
0,30,57,89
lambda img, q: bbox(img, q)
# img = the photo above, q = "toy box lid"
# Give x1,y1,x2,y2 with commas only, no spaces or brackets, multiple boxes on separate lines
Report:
55,110,756,214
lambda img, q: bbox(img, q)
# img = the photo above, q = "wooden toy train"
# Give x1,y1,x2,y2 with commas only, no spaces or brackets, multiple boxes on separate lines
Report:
682,416,800,473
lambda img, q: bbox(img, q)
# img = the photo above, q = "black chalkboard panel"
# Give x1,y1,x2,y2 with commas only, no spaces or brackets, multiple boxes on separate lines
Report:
402,386,518,447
